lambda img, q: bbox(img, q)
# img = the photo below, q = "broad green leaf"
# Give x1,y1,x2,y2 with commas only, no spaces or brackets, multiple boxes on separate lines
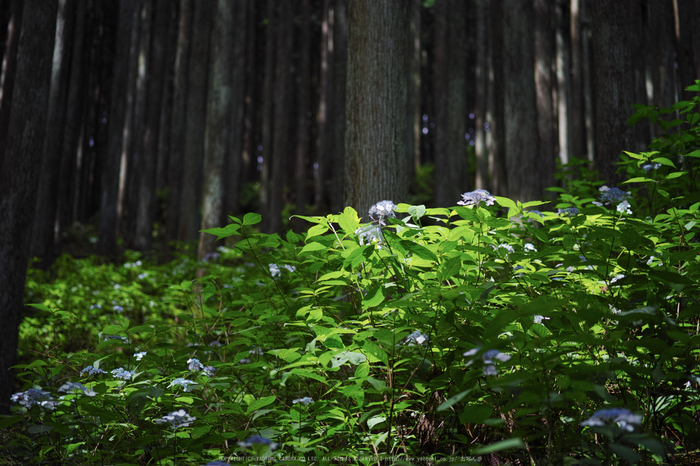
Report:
367,415,386,429
300,242,326,254
651,156,676,168
408,204,426,219
246,395,277,415
306,223,330,239
201,223,240,240
102,324,125,334
242,212,262,225
438,256,462,282
438,389,472,411
362,286,385,310
338,207,360,235
472,438,525,455
496,197,516,209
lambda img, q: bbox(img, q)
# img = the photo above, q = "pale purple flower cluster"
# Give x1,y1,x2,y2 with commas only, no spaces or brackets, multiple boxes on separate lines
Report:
368,200,397,225
58,382,96,397
464,348,512,376
238,435,278,450
134,351,147,361
81,365,107,377
557,207,579,217
457,189,496,207
404,331,429,346
168,378,196,391
111,367,133,381
293,396,314,405
188,358,204,371
154,409,196,429
580,408,642,432
11,388,55,409
599,186,629,204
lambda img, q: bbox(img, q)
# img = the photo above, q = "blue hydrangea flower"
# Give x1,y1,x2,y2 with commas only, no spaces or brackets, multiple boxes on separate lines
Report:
111,367,133,381
368,200,397,225
58,382,97,397
599,186,629,204
557,207,579,217
642,162,661,172
104,335,130,344
497,243,514,254
238,435,278,450
269,263,296,277
113,305,124,313
134,351,147,361
464,348,511,376
616,200,632,215
404,331,429,346
80,365,107,377
11,388,55,409
293,396,314,405
355,224,384,246
168,378,196,392
457,189,496,207
524,243,537,252
580,408,642,432
202,365,216,377
154,409,196,429
188,358,204,371
249,346,264,356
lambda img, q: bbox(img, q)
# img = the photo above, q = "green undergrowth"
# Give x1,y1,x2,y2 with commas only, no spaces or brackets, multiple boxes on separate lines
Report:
3,86,700,465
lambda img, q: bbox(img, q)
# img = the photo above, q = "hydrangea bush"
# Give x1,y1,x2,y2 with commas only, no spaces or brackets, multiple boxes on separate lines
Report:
3,86,700,464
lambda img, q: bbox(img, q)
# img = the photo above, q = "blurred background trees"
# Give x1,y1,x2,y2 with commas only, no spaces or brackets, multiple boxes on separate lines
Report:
1,0,699,264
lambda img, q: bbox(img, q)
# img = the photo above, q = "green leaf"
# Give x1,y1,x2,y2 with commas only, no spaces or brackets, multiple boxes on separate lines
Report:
306,223,330,239
102,324,125,334
652,156,676,168
408,204,426,219
685,149,700,158
367,415,386,429
471,438,525,455
242,212,262,225
496,197,516,209
622,177,654,184
438,256,462,282
437,389,472,411
362,286,385,310
201,223,241,240
400,241,438,262
27,425,53,434
459,404,493,424
338,207,360,235
300,242,326,254
246,395,277,415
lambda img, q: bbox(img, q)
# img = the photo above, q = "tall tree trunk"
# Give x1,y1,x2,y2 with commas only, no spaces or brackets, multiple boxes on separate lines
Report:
675,0,700,99
489,0,507,195
590,0,637,184
648,0,677,111
135,0,168,251
406,0,421,185
315,0,332,214
330,0,348,214
259,0,275,230
503,0,539,201
534,0,556,195
268,0,293,233
475,0,490,190
177,0,211,244
293,0,311,232
99,0,136,258
0,0,22,158
198,0,235,259
555,0,571,166
31,0,76,266
166,0,192,245
344,0,408,217
569,0,587,160
240,0,257,192
224,0,247,219
0,0,57,415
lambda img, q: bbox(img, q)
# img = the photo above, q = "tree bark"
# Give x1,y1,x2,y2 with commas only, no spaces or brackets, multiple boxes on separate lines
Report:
675,0,700,99
503,0,539,201
0,0,57,415
534,0,556,196
475,0,490,190
166,0,192,245
489,0,507,195
268,0,293,233
648,0,677,111
198,0,235,258
30,0,76,266
177,0,211,244
135,0,168,251
590,0,637,184
259,0,275,230
293,0,311,232
344,0,408,218
99,0,136,257
330,0,348,214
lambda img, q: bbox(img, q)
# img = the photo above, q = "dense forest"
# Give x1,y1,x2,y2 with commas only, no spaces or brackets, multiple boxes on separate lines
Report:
2,1,700,462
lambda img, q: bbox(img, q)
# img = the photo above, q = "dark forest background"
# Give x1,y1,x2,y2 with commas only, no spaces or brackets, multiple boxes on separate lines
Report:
1,0,699,265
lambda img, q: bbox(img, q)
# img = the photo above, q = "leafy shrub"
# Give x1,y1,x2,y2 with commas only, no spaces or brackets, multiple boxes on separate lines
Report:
3,85,700,465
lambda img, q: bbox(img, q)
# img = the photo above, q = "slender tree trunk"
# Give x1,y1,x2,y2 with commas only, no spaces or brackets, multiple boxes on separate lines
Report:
31,0,76,266
177,0,211,244
315,0,331,214
555,0,571,166
268,0,293,233
406,0,421,185
648,0,677,110
330,0,348,214
344,0,408,217
166,0,192,245
534,0,556,195
475,0,490,190
198,0,235,258
675,0,700,99
590,0,637,184
99,0,135,258
240,0,257,190
259,0,275,230
293,0,311,232
489,0,507,195
0,0,22,158
135,0,168,251
503,0,539,201
0,0,57,415
569,0,586,160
